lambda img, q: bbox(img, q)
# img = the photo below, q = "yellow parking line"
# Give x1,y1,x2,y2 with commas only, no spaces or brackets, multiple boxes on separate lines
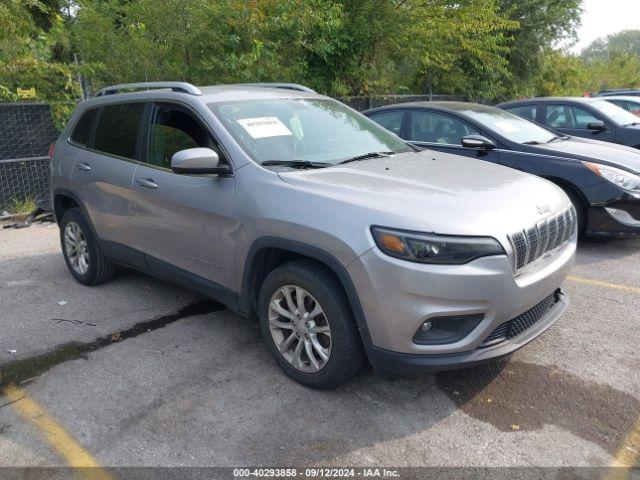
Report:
4,385,112,480
568,275,640,295
602,415,640,480
613,415,640,467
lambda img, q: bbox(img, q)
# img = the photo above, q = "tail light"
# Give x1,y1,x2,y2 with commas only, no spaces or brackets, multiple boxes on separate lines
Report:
48,143,55,159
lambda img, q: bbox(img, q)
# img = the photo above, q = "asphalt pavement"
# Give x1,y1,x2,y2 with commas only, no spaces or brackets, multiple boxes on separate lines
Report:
0,224,638,473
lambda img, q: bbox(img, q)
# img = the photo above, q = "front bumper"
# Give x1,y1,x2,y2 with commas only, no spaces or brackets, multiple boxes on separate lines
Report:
347,238,575,364
586,197,640,237
366,291,568,374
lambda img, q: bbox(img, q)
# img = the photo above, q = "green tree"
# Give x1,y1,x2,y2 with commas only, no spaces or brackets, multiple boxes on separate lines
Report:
581,30,640,63
497,0,582,97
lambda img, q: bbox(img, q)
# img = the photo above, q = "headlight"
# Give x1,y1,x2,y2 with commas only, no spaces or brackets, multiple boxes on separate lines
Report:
583,162,640,192
371,227,505,265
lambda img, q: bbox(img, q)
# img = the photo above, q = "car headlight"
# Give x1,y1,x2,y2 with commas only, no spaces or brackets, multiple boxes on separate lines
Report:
371,227,505,265
583,162,640,192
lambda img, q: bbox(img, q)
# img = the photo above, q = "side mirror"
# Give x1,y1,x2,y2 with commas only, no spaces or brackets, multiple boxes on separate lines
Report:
461,135,496,150
170,148,230,175
587,121,606,132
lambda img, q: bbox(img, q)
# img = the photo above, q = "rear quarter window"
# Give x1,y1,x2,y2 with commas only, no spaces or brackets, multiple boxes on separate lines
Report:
70,108,98,146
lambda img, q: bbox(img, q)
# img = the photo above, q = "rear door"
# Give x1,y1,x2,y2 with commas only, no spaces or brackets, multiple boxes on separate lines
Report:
542,103,616,143
406,109,500,163
71,101,145,266
129,101,237,300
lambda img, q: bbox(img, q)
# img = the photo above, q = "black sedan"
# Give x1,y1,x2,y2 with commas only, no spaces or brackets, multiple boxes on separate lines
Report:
364,102,640,237
497,97,640,148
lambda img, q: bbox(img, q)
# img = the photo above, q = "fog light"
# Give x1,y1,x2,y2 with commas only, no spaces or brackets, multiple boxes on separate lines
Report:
605,207,640,227
413,314,484,345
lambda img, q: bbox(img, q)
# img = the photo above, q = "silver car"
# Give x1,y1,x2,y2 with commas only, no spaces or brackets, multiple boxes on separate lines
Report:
50,82,576,389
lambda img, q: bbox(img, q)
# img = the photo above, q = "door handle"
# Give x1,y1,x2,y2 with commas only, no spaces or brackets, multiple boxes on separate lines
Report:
76,162,91,171
136,178,158,189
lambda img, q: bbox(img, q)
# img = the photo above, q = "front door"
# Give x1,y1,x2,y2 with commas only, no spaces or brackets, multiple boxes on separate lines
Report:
407,109,500,163
129,101,237,300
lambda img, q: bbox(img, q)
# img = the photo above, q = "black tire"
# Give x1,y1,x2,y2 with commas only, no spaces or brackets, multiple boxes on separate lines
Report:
258,259,365,389
59,208,114,285
561,187,587,237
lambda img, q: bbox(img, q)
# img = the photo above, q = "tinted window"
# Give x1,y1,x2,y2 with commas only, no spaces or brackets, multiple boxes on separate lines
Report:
505,104,537,121
148,104,221,169
93,103,145,159
408,110,479,144
70,109,98,146
545,104,599,129
368,110,404,135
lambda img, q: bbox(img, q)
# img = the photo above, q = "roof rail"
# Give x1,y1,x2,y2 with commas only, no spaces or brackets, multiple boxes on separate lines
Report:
238,83,316,93
94,82,202,97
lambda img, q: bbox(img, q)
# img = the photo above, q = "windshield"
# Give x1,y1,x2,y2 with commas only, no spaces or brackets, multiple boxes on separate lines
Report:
590,100,640,126
210,98,412,165
463,107,557,144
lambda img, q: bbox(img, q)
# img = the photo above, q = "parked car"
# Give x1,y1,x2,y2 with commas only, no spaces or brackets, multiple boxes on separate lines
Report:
365,102,640,237
598,89,640,98
497,97,640,148
602,96,640,116
51,82,575,389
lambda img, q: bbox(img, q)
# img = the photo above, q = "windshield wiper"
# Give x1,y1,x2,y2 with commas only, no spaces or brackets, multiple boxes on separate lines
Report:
546,135,569,143
338,151,395,165
624,122,640,127
522,140,543,145
261,160,332,169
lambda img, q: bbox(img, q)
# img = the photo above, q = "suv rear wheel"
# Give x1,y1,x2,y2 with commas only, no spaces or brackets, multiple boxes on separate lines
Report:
258,260,364,389
60,208,114,285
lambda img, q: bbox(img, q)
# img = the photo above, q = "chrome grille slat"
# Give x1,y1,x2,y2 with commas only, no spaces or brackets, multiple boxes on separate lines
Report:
509,207,576,274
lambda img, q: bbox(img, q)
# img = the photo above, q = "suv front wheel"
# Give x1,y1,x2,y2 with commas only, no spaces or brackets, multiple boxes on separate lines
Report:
60,208,114,285
258,260,364,389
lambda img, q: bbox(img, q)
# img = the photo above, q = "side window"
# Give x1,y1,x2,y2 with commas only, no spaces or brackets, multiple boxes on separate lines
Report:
148,103,221,169
572,106,600,128
368,110,405,136
70,108,98,147
545,105,570,128
506,104,537,122
408,110,479,144
93,103,145,159
546,104,599,129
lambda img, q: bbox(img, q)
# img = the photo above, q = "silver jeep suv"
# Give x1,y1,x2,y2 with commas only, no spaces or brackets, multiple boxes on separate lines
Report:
51,82,576,389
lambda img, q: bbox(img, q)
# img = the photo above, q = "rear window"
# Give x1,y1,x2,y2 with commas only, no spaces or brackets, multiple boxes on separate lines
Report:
70,108,98,146
93,103,145,159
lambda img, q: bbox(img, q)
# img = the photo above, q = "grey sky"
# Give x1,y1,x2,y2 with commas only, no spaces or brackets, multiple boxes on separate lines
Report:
571,0,640,53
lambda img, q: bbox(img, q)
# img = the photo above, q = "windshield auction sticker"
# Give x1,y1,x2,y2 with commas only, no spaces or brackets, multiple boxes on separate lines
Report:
237,117,293,139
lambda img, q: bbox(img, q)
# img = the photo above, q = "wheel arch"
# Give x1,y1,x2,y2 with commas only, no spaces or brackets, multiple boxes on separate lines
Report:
239,237,370,336
52,188,101,240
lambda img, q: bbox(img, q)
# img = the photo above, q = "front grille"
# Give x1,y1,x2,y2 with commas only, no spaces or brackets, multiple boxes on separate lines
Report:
509,206,576,274
480,291,559,347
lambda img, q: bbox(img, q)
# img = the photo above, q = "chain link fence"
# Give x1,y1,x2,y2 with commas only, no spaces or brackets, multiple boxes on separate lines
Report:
0,103,59,213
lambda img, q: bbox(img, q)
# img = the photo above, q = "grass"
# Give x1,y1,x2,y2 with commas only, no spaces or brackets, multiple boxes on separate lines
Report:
8,196,37,215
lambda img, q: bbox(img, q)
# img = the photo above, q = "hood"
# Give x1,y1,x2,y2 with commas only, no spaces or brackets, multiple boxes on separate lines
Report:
277,150,570,238
530,136,640,173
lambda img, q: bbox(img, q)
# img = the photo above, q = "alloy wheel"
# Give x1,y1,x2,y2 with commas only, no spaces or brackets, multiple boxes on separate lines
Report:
268,285,332,373
64,221,90,275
